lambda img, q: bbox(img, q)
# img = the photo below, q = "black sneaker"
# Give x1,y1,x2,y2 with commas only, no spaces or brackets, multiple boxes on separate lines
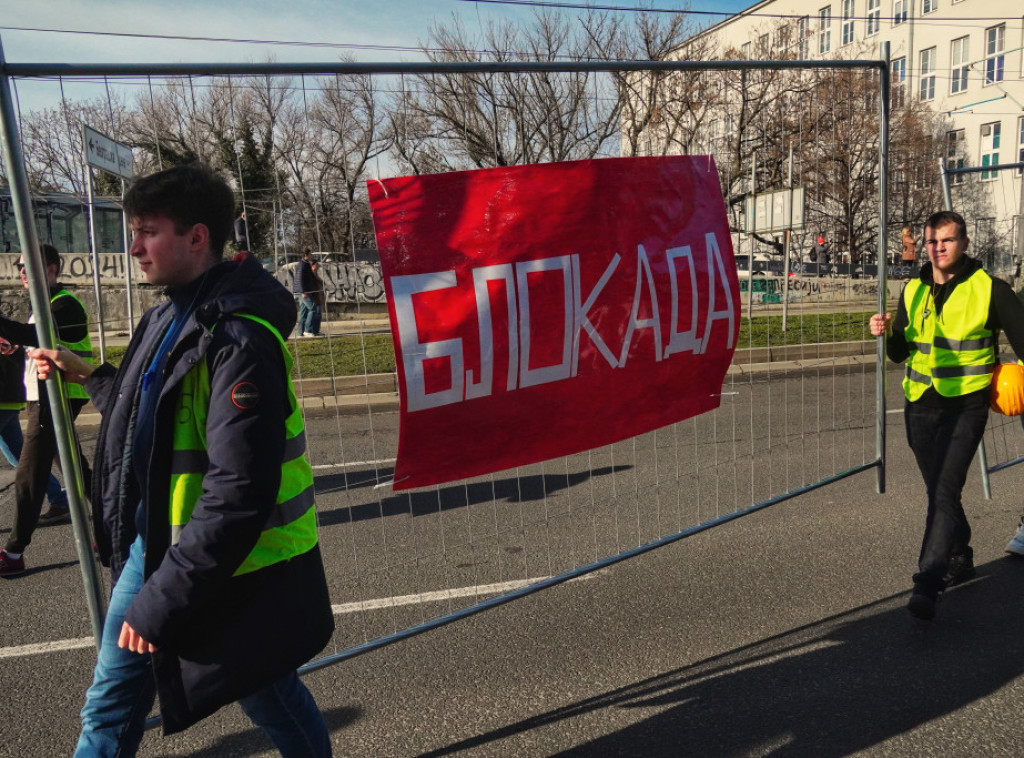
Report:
908,587,939,621
37,506,71,526
943,547,976,586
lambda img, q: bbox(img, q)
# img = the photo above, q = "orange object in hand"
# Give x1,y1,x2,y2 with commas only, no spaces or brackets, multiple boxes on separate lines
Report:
990,362,1024,416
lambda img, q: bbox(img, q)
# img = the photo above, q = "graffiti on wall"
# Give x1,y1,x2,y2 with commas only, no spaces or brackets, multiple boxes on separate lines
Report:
0,253,138,284
277,262,386,304
738,275,891,304
2,254,387,305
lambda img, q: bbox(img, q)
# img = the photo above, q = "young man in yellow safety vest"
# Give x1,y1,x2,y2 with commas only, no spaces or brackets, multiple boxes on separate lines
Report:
0,243,91,577
870,210,1024,621
33,164,334,755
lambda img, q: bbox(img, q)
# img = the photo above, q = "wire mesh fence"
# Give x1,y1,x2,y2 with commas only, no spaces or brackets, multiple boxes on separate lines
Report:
0,57,889,668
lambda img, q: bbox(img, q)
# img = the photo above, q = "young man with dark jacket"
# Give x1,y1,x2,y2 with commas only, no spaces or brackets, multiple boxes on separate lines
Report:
870,210,1024,621
34,165,334,755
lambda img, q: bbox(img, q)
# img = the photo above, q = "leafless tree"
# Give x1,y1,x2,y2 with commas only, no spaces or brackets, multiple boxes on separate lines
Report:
389,9,688,172
19,95,131,195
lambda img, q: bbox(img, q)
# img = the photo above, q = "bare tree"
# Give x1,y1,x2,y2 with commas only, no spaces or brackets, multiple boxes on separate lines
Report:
308,69,392,259
390,9,673,173
19,95,131,195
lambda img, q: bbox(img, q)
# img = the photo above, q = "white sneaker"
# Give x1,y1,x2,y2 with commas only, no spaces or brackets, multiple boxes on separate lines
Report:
1006,521,1024,556
302,332,314,337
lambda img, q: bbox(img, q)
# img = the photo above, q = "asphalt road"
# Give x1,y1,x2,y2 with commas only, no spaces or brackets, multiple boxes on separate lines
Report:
4,366,1024,757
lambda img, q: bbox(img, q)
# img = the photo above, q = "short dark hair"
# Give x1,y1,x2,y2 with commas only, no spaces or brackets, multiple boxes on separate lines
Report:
39,243,62,273
124,164,235,257
924,210,968,239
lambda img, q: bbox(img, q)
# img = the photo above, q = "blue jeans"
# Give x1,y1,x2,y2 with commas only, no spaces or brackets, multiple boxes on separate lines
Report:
0,408,66,508
307,302,323,336
297,295,319,335
76,537,332,757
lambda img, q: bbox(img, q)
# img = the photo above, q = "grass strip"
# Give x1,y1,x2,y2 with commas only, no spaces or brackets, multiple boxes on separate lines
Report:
97,312,875,377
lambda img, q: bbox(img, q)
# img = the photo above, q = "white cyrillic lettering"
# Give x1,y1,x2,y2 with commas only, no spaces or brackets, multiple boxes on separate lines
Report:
466,264,519,399
664,245,702,357
700,232,736,353
571,252,620,376
516,256,574,389
618,244,663,367
390,272,464,412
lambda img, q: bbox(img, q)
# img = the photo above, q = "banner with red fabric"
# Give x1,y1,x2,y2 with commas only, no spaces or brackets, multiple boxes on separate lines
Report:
368,156,740,491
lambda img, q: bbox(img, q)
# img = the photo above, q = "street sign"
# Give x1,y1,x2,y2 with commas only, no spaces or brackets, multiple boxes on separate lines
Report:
745,187,805,234
82,123,133,180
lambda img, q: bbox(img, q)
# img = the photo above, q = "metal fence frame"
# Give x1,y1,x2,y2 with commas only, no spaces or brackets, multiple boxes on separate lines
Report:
0,39,892,681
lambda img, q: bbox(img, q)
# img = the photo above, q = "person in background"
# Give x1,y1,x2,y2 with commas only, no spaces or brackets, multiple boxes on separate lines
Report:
0,244,92,577
33,164,333,756
869,210,1024,621
293,249,317,337
0,336,69,521
901,225,920,265
233,210,249,253
304,260,326,338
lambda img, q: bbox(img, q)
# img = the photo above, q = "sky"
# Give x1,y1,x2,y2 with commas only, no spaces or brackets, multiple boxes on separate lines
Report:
0,1,755,65
0,0,755,112
0,0,756,191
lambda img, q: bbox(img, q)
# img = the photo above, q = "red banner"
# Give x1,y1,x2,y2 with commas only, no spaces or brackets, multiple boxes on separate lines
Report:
369,156,740,491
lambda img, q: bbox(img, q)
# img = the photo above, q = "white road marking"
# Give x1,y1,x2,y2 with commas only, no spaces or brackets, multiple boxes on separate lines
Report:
0,637,95,659
0,574,602,660
311,458,396,471
331,577,554,614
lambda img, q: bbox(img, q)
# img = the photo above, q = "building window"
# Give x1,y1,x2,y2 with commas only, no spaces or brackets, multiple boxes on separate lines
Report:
984,24,1005,85
741,41,751,58
981,121,1001,180
819,7,832,54
797,16,810,58
867,0,881,35
951,36,969,94
1017,117,1024,176
842,0,855,45
922,0,937,12
893,0,907,25
919,48,936,101
947,129,965,184
891,57,906,108
708,119,721,154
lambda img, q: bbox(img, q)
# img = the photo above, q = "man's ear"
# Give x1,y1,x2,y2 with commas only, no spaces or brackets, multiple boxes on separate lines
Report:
190,223,211,254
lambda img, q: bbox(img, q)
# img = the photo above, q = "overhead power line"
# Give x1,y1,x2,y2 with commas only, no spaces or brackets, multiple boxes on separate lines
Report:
0,25,461,57
454,0,1020,23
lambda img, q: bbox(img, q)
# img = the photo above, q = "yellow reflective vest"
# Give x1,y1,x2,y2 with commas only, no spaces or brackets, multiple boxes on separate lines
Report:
901,272,996,401
167,313,318,576
51,288,93,400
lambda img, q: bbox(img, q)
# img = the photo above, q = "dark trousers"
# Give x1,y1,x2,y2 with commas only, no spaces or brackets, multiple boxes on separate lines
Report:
4,398,91,554
904,397,989,594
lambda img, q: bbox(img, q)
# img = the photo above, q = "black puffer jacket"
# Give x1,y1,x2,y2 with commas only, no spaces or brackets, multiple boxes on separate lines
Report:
85,254,333,734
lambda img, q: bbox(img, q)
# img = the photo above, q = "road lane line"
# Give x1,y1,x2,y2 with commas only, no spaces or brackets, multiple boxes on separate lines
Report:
311,458,396,470
1,574,602,660
0,637,95,659
331,577,552,614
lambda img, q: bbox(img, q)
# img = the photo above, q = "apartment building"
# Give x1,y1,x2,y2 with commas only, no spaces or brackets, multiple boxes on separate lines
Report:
689,0,1023,263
